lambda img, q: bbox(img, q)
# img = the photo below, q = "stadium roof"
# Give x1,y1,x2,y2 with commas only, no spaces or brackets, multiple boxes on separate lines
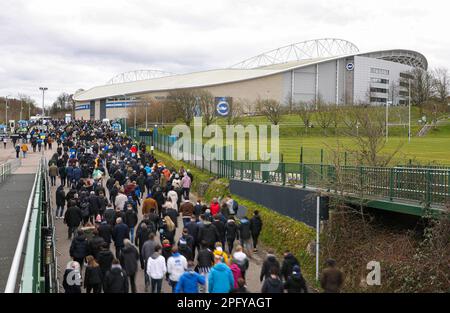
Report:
74,45,427,102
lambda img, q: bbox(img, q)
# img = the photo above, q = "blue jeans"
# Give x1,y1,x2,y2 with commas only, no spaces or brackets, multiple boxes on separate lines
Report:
129,226,135,242
56,205,64,217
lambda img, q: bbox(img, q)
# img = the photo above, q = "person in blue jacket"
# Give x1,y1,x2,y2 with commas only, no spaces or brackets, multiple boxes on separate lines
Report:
208,255,234,293
175,261,205,293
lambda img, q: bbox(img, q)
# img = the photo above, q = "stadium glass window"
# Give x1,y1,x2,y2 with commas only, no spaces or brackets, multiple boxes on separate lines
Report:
400,72,414,80
370,97,387,103
370,68,390,75
399,91,409,97
371,78,389,84
370,87,388,93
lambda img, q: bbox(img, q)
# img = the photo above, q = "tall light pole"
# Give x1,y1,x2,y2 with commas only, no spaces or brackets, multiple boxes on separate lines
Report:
408,79,411,143
385,101,389,142
5,95,10,128
145,100,148,131
20,98,23,121
39,87,48,116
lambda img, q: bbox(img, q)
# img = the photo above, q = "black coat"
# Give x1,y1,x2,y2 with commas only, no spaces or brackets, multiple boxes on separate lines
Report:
120,245,139,276
104,208,116,225
63,269,81,293
97,249,114,276
284,275,308,293
164,208,178,228
196,248,214,268
260,255,281,282
88,236,105,260
56,187,66,206
98,222,113,244
238,219,251,240
198,223,220,247
124,210,138,228
186,221,199,244
261,277,284,293
225,220,238,240
112,223,129,248
250,215,263,235
281,253,300,281
88,194,100,216
84,265,103,286
64,206,82,227
103,267,129,293
213,220,226,241
70,235,89,259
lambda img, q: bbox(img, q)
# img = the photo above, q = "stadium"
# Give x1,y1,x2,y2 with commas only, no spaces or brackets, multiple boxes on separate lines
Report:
72,38,428,120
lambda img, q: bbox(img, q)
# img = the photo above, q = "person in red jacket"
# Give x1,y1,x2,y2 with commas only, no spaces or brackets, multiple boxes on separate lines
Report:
210,198,220,216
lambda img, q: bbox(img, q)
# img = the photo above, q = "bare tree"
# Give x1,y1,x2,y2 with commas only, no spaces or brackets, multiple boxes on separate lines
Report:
343,105,403,166
256,98,284,125
226,99,244,125
167,89,197,126
410,68,433,109
192,89,216,125
295,101,314,134
314,96,333,135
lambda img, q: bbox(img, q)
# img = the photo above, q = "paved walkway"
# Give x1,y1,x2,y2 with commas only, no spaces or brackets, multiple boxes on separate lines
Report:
0,143,54,291
51,162,269,293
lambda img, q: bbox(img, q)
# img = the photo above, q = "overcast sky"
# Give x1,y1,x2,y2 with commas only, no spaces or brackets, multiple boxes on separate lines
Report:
1,0,449,107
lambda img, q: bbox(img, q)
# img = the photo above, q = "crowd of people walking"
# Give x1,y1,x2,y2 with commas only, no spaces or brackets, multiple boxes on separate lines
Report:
37,119,342,294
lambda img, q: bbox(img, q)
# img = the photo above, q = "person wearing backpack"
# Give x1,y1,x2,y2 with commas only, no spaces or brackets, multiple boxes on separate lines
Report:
103,258,129,293
167,246,188,293
84,255,103,293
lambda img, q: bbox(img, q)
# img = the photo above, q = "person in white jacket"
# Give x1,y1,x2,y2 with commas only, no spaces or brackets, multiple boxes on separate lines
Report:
167,246,187,292
167,188,179,211
146,245,167,293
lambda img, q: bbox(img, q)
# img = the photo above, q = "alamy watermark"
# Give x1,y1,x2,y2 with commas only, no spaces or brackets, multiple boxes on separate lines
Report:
366,261,381,286
170,117,280,171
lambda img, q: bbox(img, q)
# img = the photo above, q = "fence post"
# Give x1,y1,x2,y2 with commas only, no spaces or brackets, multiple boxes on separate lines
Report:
251,162,254,182
426,169,432,206
281,154,286,186
344,151,347,167
302,163,307,188
320,149,324,180
300,146,303,164
240,162,244,180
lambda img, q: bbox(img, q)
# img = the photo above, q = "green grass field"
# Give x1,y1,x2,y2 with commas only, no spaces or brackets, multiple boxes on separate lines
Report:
147,107,450,166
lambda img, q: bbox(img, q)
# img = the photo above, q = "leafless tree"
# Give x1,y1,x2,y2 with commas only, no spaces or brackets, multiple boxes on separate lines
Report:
256,98,284,125
314,96,334,135
410,68,433,109
226,99,244,125
432,67,449,103
343,105,403,166
167,89,197,126
295,101,314,134
192,89,216,125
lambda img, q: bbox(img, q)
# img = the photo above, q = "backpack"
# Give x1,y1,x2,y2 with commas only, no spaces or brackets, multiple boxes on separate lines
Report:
81,201,90,218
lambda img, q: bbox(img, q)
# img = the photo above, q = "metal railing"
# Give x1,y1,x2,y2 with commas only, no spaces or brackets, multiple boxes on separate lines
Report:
123,125,450,209
4,158,58,293
0,161,12,183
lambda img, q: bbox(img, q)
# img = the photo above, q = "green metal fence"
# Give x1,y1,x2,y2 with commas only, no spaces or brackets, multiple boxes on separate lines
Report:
19,158,58,293
122,124,450,209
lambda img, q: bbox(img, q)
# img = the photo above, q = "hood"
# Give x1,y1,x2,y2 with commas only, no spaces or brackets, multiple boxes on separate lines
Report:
75,235,86,242
214,262,229,272
285,253,296,261
267,255,277,263
227,219,236,224
151,252,160,260
267,277,282,287
240,218,249,224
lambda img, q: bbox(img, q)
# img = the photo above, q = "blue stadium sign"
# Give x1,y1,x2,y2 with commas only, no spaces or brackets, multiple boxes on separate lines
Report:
346,63,354,71
215,97,231,117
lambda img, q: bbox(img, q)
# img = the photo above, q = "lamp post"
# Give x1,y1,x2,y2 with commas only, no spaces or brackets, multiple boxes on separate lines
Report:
39,87,48,116
145,100,148,131
5,95,10,128
408,79,411,143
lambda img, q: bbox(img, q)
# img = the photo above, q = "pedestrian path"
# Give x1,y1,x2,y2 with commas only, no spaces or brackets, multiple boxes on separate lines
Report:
51,160,267,293
0,145,54,291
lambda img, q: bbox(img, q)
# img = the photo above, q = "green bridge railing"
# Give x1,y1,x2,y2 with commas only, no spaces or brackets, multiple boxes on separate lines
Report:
5,158,58,293
122,125,450,211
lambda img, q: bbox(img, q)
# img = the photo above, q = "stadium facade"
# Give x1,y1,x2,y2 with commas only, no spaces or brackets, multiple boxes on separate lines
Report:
73,39,428,120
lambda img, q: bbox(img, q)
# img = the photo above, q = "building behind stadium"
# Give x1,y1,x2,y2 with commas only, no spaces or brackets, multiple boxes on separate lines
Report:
73,38,428,120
